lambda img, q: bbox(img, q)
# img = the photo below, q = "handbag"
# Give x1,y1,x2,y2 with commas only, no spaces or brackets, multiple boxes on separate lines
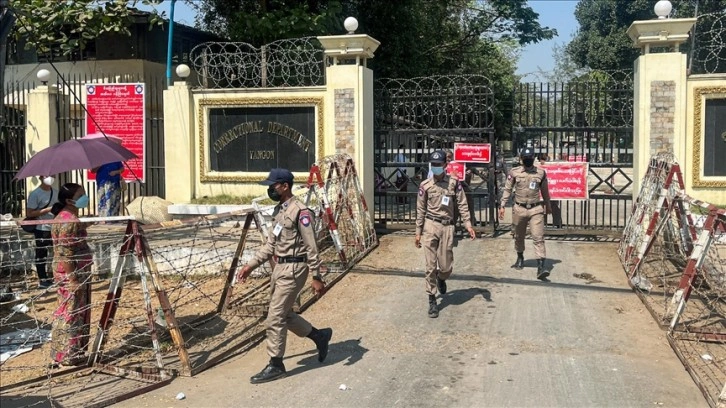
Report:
22,188,54,234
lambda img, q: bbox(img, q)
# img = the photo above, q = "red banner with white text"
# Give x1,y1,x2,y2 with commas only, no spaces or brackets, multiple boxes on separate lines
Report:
540,162,589,200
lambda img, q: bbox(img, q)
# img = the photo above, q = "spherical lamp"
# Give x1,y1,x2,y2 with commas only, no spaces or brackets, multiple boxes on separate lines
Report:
344,17,358,34
654,0,672,19
176,64,191,79
36,69,51,85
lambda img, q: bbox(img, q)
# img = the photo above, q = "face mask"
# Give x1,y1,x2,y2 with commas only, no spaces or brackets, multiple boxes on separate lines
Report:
267,186,281,202
73,194,89,209
431,166,445,176
42,176,54,186
522,157,535,167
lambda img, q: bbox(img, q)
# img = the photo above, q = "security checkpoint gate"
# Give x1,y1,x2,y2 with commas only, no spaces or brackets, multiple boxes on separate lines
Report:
373,75,498,230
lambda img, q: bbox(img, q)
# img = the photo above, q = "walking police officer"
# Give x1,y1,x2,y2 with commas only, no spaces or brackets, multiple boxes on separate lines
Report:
416,150,476,318
498,147,552,280
237,168,332,383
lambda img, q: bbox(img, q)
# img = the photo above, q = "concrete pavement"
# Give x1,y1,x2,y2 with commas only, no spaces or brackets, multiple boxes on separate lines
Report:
114,234,705,408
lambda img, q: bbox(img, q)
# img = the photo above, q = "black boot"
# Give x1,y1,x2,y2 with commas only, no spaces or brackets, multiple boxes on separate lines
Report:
514,253,524,269
307,327,333,362
436,276,447,295
537,258,550,281
428,295,439,318
250,357,286,384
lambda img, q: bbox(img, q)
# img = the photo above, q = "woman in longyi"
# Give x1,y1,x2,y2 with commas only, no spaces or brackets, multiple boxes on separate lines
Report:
49,183,94,366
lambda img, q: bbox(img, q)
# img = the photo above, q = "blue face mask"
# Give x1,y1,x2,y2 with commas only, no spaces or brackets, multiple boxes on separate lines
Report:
431,166,445,176
73,194,89,209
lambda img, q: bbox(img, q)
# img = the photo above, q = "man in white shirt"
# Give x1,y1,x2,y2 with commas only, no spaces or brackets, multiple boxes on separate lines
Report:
26,175,58,288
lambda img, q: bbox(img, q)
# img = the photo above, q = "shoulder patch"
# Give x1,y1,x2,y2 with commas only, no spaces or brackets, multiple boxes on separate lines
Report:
507,174,512,180
457,182,463,191
418,187,424,197
299,210,312,227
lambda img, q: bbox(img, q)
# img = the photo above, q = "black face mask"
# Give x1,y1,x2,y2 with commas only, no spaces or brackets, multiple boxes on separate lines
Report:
267,186,281,202
522,157,535,167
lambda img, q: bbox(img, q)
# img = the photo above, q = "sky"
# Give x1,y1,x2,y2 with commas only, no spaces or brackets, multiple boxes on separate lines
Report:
143,0,581,79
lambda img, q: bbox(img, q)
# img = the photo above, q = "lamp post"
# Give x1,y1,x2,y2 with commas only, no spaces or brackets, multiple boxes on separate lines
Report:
37,69,50,85
175,64,190,81
654,0,672,19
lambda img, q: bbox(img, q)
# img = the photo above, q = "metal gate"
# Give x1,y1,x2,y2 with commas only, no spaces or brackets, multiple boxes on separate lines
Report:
0,80,34,216
511,71,634,231
373,71,634,233
373,75,497,229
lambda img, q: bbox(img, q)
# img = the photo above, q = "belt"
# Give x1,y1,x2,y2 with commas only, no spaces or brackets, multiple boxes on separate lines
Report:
425,215,453,226
516,201,543,209
276,256,307,264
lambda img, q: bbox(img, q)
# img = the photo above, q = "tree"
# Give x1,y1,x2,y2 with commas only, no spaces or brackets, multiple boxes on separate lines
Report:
566,0,726,71
7,0,165,58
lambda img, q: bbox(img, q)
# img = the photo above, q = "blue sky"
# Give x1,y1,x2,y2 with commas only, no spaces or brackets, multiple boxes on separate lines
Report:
145,0,580,78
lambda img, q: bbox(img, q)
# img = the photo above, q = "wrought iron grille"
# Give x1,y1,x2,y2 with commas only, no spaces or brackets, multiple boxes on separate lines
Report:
0,80,34,216
190,37,326,89
373,75,497,228
689,11,726,75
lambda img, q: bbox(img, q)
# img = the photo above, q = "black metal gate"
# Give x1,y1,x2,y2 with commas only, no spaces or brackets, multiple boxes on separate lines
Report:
54,73,166,214
373,71,634,233
511,71,634,231
373,75,497,229
0,80,34,216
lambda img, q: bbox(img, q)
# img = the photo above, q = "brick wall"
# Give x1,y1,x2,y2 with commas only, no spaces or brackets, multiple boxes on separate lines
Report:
650,81,675,156
335,88,355,155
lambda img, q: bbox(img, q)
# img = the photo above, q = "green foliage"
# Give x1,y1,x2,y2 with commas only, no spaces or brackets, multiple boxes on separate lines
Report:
9,0,165,57
566,0,726,71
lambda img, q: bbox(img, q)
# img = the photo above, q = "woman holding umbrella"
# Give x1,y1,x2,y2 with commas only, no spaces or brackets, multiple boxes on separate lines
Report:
49,183,94,366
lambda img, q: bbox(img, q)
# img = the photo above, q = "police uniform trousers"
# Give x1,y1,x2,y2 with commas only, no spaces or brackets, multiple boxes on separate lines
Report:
266,262,313,359
512,203,546,258
422,220,454,295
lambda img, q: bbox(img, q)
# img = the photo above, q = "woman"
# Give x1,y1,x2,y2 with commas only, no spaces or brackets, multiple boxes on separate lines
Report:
49,183,94,366
92,161,123,216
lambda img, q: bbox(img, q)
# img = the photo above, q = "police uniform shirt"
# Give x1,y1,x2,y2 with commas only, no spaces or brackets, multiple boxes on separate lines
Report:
415,175,472,235
247,196,321,275
500,166,551,207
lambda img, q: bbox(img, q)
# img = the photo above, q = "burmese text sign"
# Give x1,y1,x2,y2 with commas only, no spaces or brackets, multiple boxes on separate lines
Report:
454,143,491,163
85,83,146,182
541,162,588,200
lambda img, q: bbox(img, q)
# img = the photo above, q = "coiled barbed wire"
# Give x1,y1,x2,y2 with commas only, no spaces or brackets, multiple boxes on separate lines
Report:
190,37,326,89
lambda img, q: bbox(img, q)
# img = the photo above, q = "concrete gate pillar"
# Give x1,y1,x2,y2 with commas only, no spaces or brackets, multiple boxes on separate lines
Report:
162,79,195,204
627,17,696,197
318,26,380,217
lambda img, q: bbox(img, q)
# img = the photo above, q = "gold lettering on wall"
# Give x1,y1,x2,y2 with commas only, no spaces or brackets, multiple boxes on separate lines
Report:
267,121,313,152
249,150,276,160
213,121,263,153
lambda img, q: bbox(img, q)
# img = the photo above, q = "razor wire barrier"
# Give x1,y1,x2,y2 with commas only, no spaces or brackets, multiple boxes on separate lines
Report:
618,153,726,407
0,154,378,407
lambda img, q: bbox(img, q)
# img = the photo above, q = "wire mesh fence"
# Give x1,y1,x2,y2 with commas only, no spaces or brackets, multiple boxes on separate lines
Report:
618,153,726,407
0,154,378,407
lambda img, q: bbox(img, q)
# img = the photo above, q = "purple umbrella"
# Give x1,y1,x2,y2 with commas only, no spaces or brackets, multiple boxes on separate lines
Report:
14,138,138,180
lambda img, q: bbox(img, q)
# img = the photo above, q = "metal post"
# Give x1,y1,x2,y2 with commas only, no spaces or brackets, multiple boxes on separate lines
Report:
166,0,177,86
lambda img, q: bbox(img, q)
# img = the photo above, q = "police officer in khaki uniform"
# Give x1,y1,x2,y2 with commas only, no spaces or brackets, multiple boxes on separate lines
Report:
416,150,476,318
237,168,332,384
498,147,552,280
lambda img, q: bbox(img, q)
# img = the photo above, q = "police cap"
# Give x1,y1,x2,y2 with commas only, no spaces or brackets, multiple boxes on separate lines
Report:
520,147,536,158
429,150,447,164
259,168,294,186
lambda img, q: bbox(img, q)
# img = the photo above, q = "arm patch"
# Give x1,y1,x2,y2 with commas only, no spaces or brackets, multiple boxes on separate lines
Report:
299,210,312,227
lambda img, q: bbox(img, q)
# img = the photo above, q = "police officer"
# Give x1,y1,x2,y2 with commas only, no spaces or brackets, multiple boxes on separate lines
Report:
237,168,332,383
498,147,552,280
415,150,476,318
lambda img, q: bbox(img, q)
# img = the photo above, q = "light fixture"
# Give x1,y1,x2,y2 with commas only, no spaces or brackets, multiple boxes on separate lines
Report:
344,17,358,34
176,64,191,79
36,69,50,85
654,0,672,19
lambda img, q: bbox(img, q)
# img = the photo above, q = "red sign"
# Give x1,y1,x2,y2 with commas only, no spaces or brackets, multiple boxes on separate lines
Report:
454,143,491,163
540,162,589,200
567,155,587,162
446,161,465,180
85,83,145,182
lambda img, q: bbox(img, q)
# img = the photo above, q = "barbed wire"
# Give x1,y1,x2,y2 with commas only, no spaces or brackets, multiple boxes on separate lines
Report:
690,11,726,75
189,37,326,89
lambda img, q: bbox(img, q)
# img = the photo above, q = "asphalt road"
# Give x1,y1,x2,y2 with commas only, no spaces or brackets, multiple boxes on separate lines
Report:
114,234,706,408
